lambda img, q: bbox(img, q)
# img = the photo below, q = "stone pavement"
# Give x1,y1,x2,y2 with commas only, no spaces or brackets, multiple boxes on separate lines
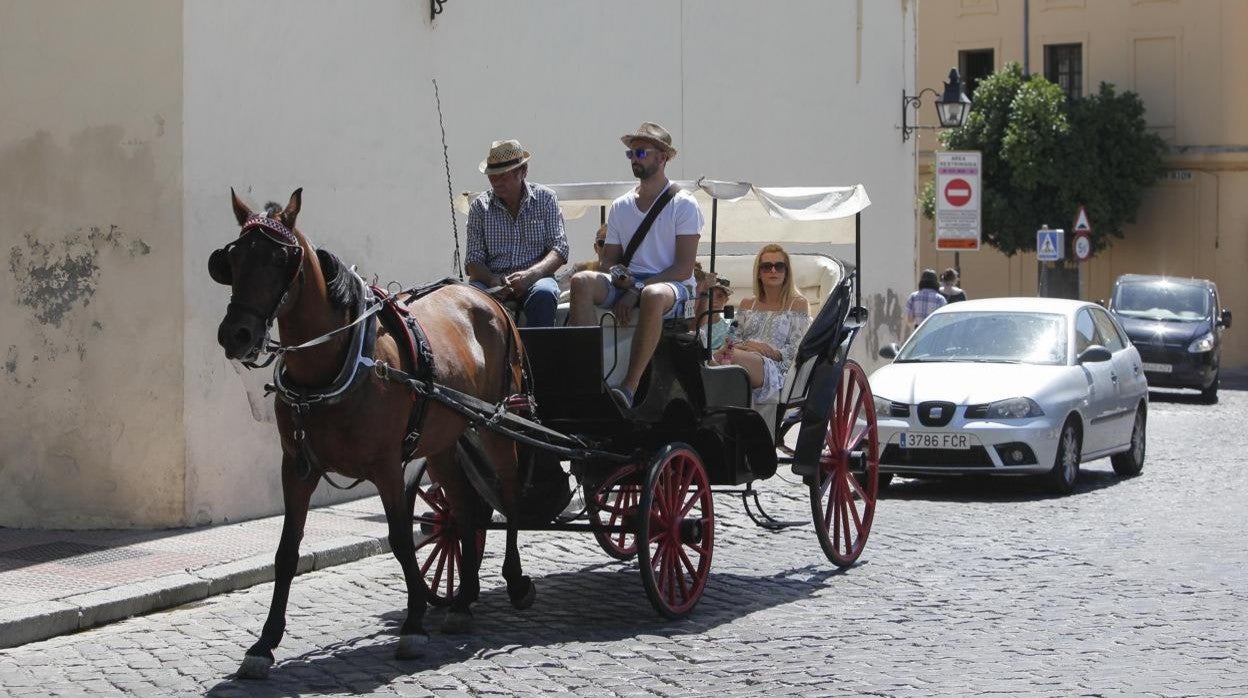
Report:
1,388,1246,695
0,495,393,649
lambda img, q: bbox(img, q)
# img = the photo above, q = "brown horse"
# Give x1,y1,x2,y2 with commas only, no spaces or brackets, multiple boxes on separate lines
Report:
210,189,536,679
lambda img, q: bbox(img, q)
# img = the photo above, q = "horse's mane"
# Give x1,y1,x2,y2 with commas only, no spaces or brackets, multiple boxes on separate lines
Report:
315,248,361,311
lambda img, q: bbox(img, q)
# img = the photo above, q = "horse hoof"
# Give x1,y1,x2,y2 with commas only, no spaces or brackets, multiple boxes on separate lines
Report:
237,654,273,680
510,578,536,610
395,633,429,659
440,611,472,635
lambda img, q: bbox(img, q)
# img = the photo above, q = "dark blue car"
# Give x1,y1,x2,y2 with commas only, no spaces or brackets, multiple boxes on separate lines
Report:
1108,274,1231,403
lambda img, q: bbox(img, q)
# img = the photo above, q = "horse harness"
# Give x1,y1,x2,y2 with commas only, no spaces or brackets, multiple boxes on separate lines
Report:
266,274,446,489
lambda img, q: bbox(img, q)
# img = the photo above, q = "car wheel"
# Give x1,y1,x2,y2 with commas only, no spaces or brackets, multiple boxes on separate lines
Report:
1199,370,1219,404
1046,419,1081,495
1110,406,1146,477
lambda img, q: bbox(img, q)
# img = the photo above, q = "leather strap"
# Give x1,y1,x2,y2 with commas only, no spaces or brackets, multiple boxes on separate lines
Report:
620,183,678,268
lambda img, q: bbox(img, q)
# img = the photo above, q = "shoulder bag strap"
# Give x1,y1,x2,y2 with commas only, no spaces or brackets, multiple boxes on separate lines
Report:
620,184,678,268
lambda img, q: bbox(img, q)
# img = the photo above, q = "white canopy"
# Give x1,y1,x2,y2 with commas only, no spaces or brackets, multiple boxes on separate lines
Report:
455,178,871,245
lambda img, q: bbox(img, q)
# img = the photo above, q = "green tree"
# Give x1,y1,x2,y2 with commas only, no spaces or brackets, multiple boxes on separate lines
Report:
921,62,1166,256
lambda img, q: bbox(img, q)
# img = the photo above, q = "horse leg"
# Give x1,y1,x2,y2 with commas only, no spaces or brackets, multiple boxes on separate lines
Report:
502,524,535,610
428,449,481,635
238,458,316,680
377,460,429,658
487,435,536,610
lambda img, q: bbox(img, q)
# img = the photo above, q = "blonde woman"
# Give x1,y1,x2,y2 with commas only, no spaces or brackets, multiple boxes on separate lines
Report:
712,244,811,403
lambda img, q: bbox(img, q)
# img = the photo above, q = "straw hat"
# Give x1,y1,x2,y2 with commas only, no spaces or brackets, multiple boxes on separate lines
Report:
619,122,677,159
479,139,531,175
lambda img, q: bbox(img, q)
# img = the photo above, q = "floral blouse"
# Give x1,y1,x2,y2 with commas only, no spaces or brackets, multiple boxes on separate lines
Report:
734,301,811,403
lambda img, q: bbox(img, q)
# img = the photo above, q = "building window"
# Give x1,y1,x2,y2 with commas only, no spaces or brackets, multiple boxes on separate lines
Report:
1045,43,1083,99
958,49,995,99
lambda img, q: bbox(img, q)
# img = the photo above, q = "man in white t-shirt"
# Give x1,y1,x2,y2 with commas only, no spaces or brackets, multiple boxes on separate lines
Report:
569,121,704,410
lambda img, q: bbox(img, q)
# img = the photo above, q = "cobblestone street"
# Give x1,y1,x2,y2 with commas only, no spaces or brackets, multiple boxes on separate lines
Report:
2,390,1246,697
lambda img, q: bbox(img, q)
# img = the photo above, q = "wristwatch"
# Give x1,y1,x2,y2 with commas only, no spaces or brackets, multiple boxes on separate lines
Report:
632,280,645,293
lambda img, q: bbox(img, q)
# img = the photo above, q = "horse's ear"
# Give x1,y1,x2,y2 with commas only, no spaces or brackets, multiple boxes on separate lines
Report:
280,188,303,229
231,188,252,226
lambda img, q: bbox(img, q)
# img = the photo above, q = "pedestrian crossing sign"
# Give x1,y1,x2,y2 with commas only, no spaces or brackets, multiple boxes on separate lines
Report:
1037,228,1064,262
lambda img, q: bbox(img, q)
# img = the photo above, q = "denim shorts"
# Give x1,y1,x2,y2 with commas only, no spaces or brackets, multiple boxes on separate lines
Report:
599,272,694,320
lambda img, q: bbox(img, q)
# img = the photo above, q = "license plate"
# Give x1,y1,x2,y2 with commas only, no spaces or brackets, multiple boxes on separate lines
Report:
900,432,970,449
1141,362,1172,374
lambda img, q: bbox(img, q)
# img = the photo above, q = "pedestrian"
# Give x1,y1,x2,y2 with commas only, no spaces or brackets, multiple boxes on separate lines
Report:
464,139,569,327
939,267,967,303
905,268,947,335
568,121,703,410
711,244,810,404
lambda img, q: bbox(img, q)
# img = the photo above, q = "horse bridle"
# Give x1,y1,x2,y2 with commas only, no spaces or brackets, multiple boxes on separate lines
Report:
210,214,305,367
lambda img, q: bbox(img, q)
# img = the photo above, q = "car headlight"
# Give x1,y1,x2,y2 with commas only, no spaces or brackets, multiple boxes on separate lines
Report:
873,395,909,418
984,397,1044,419
1187,332,1215,353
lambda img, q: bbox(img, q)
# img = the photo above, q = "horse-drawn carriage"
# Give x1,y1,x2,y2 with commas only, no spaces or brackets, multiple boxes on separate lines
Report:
413,178,881,618
208,179,880,677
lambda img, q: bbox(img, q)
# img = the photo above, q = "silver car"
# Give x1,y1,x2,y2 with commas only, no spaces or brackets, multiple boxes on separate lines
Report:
869,298,1148,494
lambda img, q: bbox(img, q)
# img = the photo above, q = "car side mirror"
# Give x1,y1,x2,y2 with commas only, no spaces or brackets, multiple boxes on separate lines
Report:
1096,299,1106,307
1219,309,1232,328
1077,345,1112,364
879,342,899,360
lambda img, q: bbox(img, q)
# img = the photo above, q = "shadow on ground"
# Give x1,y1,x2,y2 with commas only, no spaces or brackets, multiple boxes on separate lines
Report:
879,463,1130,503
205,562,842,696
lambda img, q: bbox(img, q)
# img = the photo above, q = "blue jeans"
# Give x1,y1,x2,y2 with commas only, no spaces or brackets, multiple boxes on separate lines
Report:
470,276,560,327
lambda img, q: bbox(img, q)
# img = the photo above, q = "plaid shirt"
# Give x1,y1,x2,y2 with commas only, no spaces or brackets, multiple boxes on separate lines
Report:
465,181,569,275
905,288,947,325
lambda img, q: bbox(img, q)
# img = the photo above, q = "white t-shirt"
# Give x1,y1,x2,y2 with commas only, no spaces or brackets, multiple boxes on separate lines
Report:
606,186,703,283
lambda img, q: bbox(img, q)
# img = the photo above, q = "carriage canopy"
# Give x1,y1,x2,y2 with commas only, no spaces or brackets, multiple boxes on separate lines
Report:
456,179,871,246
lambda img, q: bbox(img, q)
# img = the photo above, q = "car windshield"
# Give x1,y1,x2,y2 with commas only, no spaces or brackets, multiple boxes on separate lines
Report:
897,311,1068,365
1112,281,1209,321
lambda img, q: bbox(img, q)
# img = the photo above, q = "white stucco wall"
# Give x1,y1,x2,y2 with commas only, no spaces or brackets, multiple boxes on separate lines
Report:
0,1,184,528
2,0,915,527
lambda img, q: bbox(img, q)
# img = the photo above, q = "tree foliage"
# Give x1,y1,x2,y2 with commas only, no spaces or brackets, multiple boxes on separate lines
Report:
921,62,1166,256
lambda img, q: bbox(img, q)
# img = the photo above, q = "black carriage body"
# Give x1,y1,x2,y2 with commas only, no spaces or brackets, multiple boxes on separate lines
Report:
519,325,777,487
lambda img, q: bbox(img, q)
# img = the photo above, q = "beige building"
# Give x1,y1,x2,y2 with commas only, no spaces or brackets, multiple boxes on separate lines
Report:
916,0,1248,371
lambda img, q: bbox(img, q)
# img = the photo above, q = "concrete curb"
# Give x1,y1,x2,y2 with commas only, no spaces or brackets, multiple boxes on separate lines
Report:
0,533,390,650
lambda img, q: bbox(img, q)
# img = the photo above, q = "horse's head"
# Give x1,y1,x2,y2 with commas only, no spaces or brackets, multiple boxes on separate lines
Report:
210,188,306,362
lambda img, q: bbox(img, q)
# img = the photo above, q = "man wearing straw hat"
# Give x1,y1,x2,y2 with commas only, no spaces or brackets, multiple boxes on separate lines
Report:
465,138,569,327
569,121,703,410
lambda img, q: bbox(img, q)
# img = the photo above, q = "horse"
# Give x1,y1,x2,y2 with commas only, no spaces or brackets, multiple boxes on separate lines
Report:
209,188,537,679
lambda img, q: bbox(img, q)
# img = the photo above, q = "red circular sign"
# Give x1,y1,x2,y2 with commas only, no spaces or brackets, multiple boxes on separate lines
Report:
944,178,972,207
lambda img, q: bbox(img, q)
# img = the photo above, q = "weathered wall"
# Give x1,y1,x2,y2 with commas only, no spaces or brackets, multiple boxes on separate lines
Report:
0,1,184,527
918,0,1248,371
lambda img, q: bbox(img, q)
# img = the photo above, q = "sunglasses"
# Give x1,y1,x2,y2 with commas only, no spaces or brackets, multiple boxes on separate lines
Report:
625,148,656,160
759,261,787,273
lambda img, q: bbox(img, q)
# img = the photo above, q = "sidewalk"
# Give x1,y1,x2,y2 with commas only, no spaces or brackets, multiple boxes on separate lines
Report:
0,495,392,650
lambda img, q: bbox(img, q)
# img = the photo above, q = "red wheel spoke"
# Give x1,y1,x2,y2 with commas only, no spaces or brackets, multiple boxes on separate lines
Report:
429,541,448,592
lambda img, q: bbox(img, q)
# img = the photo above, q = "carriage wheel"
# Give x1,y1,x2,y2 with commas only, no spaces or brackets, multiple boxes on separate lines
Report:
637,444,714,619
809,359,879,569
588,464,642,560
406,460,486,607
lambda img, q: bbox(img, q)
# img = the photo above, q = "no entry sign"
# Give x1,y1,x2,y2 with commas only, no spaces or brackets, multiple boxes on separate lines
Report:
944,178,973,207
935,151,981,251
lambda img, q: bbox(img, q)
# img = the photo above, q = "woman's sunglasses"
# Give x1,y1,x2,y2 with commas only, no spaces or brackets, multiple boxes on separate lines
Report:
625,148,655,160
759,261,787,273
